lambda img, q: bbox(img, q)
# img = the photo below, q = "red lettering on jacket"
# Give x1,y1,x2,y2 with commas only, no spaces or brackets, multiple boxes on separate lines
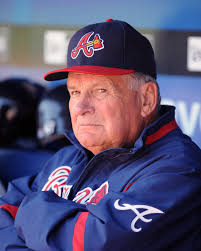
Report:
86,181,109,205
42,166,71,197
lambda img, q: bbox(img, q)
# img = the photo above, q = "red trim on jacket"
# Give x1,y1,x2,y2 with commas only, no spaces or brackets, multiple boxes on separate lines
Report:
145,120,178,145
123,181,135,192
0,204,18,219
73,212,89,251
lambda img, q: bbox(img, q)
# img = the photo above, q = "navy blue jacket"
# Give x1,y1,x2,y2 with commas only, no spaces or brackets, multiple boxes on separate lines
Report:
0,105,201,251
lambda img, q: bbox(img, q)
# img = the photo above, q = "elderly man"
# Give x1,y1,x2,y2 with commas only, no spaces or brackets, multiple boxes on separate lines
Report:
0,19,201,251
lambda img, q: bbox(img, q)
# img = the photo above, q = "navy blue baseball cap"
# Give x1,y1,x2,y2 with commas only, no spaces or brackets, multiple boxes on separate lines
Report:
44,19,156,81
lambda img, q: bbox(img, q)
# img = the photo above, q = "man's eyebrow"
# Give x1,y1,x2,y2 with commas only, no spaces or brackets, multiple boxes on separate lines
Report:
68,81,112,90
67,85,76,90
92,82,107,87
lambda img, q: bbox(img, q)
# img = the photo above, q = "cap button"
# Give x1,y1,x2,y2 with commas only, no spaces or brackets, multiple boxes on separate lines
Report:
106,18,113,22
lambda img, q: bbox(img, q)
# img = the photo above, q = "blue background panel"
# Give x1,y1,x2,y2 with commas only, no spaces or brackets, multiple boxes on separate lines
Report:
158,74,201,147
1,0,201,30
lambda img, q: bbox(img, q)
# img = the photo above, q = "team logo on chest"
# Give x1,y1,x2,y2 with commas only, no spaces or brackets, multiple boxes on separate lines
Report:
42,166,109,205
73,181,109,205
71,32,104,59
42,166,72,199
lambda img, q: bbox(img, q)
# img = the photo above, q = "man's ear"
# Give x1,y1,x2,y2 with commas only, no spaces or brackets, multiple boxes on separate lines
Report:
139,82,158,118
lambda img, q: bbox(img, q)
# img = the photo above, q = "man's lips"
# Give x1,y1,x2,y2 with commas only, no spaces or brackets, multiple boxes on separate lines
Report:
79,124,101,127
77,123,103,129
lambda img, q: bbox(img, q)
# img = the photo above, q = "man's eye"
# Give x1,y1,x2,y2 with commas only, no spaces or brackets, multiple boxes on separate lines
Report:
97,88,107,93
71,91,80,96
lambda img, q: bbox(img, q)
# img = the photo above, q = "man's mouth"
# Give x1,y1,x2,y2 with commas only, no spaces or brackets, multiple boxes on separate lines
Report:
80,124,101,127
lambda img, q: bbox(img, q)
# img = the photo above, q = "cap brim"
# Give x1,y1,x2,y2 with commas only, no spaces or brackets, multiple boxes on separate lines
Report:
44,65,134,81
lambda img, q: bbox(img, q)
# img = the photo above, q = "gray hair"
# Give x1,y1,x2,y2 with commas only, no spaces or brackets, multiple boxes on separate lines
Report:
126,72,161,108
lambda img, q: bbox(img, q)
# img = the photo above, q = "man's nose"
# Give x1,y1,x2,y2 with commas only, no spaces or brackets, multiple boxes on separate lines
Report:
72,93,94,116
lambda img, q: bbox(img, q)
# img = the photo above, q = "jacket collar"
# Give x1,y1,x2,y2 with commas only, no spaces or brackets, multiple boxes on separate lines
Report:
134,105,178,150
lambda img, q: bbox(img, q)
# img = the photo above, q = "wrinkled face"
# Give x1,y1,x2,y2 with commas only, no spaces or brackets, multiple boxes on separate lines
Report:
67,72,144,154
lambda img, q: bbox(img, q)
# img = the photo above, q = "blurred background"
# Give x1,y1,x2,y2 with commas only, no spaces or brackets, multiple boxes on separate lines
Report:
0,0,201,148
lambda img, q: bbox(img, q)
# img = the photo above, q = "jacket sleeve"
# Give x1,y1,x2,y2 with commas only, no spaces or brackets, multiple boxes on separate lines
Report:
0,176,36,250
14,173,201,251
0,146,79,250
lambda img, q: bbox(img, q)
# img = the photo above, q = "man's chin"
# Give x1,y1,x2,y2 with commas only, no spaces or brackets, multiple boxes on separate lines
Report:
76,134,102,148
79,138,100,148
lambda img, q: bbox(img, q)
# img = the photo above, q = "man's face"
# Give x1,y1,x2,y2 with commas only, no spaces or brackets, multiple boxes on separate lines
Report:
67,72,144,154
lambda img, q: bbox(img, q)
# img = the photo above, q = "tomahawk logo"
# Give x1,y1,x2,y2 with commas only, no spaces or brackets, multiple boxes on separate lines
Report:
114,199,164,232
71,32,104,59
